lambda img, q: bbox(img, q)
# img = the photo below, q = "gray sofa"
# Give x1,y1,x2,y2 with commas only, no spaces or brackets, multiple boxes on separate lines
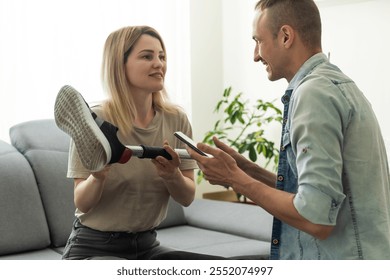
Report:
0,119,273,260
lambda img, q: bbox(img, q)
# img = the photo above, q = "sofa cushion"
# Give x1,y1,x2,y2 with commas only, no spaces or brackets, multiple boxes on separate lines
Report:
183,199,273,241
0,140,51,256
0,248,62,260
9,119,75,247
157,225,270,258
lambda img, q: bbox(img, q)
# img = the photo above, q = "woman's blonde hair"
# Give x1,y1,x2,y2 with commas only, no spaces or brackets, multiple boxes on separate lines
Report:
101,25,179,135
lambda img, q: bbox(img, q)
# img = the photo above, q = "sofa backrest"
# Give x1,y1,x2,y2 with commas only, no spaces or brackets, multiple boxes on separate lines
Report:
9,119,75,248
0,140,51,256
157,197,187,229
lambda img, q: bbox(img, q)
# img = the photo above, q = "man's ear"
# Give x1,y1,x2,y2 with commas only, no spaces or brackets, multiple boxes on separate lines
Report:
280,25,294,48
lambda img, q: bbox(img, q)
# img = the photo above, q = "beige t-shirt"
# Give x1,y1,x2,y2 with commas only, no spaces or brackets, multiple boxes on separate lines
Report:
67,107,198,232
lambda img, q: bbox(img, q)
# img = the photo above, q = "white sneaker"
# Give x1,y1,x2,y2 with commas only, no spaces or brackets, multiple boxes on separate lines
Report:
54,85,131,171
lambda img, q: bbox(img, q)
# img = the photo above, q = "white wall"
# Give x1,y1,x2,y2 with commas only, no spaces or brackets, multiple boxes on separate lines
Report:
189,0,227,196
189,0,223,143
319,0,390,149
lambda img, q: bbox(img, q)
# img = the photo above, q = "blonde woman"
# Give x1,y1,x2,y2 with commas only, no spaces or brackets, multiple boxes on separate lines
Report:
61,26,197,260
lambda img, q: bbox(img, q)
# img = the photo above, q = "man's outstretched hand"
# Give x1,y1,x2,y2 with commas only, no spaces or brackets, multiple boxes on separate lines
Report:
186,137,241,186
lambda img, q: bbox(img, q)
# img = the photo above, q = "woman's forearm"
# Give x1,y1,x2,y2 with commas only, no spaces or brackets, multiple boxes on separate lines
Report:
163,169,195,207
73,173,107,213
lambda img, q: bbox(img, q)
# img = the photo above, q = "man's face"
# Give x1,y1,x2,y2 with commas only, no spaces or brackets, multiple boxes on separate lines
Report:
252,9,285,81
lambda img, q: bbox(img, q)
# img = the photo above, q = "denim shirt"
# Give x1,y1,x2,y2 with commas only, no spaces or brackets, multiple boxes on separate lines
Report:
270,53,390,259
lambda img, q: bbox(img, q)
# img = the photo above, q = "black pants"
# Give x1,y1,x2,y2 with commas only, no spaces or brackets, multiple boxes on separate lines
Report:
151,251,227,260
62,219,231,260
62,219,172,260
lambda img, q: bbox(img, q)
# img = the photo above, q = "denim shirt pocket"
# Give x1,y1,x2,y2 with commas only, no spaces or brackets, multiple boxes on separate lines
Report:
282,130,298,179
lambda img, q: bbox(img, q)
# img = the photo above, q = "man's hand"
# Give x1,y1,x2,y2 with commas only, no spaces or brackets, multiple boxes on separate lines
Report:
212,137,252,170
186,137,241,186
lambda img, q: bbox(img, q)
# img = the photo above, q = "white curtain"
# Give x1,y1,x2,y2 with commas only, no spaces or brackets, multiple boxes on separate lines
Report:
0,0,191,142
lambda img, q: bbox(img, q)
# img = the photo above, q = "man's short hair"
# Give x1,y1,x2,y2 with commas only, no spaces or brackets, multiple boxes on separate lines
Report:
255,0,322,50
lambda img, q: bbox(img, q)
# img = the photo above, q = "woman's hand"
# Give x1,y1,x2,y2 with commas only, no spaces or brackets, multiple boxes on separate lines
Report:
90,165,112,181
74,165,111,213
152,140,195,206
151,140,181,180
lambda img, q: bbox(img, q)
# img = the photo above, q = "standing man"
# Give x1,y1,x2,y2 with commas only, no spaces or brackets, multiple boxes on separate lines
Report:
188,0,390,259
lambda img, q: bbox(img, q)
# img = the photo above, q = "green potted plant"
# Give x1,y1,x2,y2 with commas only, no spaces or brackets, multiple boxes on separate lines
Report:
199,87,282,202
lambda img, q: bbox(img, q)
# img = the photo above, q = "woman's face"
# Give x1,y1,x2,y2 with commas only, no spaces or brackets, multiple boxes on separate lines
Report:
125,34,166,94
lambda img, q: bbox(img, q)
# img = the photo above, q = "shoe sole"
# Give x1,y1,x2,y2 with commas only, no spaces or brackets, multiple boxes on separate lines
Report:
54,85,111,172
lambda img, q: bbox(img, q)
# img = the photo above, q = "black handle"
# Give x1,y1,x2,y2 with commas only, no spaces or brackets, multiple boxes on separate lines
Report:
140,145,172,160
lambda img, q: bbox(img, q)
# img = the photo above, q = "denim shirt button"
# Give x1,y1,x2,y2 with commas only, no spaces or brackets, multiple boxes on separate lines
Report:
277,175,284,182
272,239,279,245
281,94,290,104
